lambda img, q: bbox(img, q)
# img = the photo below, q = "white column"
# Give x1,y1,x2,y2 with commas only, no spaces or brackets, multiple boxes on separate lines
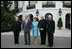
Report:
36,1,42,9
23,1,28,11
62,16,65,29
22,1,28,20
70,13,71,29
35,1,42,19
10,1,14,10
61,9,65,29
23,1,26,11
22,1,25,20
56,1,63,9
18,1,23,8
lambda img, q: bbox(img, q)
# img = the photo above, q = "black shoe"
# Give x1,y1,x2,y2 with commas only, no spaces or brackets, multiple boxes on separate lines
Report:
42,43,45,45
43,44,45,45
47,45,50,47
40,43,45,45
28,43,30,45
40,43,43,45
47,45,53,48
15,42,19,44
50,45,53,48
25,43,27,45
50,46,53,48
28,44,30,45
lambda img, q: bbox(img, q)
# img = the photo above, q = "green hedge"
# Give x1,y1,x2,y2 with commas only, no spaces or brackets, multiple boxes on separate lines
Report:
11,8,19,15
57,17,63,29
63,4,71,8
1,7,15,32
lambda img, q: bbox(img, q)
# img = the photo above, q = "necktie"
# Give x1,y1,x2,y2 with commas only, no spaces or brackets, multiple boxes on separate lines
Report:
25,20,27,25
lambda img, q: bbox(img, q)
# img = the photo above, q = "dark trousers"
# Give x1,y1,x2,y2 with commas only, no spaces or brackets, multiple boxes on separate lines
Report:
24,31,30,44
48,33,54,46
14,32,19,44
40,30,46,44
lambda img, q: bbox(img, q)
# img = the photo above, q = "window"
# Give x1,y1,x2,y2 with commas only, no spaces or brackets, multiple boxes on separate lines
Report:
27,1,37,9
63,1,71,8
42,1,55,8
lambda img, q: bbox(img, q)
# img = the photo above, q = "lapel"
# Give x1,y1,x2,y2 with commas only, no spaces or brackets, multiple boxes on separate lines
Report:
24,20,25,26
24,19,29,25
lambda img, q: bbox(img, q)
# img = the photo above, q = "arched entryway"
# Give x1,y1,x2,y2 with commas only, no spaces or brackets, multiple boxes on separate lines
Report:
29,14,33,22
65,13,71,29
45,13,53,20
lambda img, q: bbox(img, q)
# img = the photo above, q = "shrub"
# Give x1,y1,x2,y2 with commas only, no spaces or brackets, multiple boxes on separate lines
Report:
1,8,15,32
57,17,63,29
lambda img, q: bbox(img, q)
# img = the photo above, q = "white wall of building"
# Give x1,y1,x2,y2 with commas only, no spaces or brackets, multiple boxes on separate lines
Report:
13,1,71,29
56,1,63,8
36,1,42,9
22,8,71,29
10,1,15,10
18,1,23,8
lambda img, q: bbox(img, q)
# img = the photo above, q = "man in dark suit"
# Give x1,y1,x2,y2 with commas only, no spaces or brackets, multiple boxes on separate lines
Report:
13,16,21,44
38,16,47,45
46,14,55,47
23,15,32,45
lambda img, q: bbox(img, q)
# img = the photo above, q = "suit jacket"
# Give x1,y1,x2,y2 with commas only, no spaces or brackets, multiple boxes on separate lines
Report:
46,20,55,33
22,19,32,32
13,21,21,33
38,19,47,31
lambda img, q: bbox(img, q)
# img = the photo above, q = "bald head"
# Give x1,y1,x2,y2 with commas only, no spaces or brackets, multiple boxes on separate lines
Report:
48,15,52,21
41,16,44,20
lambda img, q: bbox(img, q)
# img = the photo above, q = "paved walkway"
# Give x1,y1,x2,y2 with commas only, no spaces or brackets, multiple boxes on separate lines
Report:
1,29,71,48
1,29,71,37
